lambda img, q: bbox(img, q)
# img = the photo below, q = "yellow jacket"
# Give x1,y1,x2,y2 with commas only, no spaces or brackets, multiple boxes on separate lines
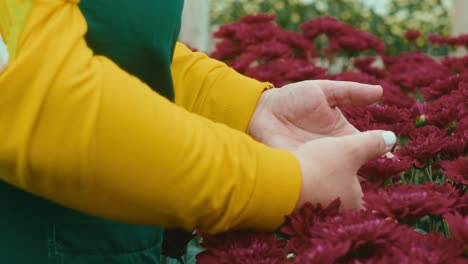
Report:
0,0,301,233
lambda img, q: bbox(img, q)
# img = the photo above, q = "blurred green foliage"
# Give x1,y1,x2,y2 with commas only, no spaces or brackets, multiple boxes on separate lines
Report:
210,0,452,56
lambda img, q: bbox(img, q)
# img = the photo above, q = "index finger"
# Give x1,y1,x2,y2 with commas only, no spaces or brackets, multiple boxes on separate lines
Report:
314,80,383,108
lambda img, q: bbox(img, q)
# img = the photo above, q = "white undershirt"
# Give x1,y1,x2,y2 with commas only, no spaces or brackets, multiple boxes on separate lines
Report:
0,33,9,73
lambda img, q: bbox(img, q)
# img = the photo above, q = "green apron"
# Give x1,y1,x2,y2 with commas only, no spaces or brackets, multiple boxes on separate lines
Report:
0,0,184,263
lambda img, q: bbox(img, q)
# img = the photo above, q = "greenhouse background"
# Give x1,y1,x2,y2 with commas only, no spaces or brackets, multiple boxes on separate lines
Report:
179,0,467,55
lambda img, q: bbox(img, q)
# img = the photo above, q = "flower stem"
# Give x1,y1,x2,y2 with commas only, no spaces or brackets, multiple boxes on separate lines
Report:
442,219,451,238
424,165,433,183
409,167,417,184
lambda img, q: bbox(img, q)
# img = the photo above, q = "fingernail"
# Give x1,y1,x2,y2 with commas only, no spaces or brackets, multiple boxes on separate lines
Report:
382,131,396,151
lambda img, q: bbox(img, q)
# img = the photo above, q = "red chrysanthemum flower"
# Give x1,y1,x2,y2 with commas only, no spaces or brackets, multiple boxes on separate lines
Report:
427,33,445,45
300,16,345,40
280,199,340,252
278,31,318,58
396,231,466,263
363,183,460,221
396,126,448,167
442,34,468,47
283,61,327,82
307,210,409,262
420,74,460,100
439,157,468,185
197,232,286,264
358,155,413,183
245,60,292,86
442,55,468,73
380,81,416,108
439,133,467,158
300,16,385,54
425,92,464,128
290,243,350,264
342,104,412,135
445,212,468,250
211,38,244,61
385,52,451,91
404,30,421,41
250,40,293,60
353,57,387,79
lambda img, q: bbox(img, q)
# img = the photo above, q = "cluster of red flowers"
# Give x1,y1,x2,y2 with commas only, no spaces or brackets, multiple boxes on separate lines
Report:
428,33,468,47
197,15,468,263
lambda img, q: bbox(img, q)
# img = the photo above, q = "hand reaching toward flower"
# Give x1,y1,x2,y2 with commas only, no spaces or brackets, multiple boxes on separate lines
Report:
248,80,391,209
293,130,396,210
248,80,383,151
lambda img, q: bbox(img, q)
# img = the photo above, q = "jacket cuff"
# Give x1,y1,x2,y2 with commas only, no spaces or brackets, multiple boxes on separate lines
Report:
207,75,273,132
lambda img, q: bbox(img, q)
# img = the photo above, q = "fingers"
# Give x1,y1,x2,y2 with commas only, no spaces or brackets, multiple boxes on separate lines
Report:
337,130,396,167
313,80,383,107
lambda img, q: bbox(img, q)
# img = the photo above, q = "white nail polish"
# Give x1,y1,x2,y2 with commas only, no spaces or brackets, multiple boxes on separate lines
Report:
382,131,396,150
0,33,9,73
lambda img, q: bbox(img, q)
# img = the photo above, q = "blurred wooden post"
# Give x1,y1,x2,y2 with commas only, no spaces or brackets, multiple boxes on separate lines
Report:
452,0,468,55
179,0,211,52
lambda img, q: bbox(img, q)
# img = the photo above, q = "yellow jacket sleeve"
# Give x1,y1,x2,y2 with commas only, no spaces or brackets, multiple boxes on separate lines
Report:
171,42,272,132
0,1,301,233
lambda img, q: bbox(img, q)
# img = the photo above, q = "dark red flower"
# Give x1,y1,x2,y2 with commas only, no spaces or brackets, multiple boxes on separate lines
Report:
442,55,468,73
380,81,416,108
363,183,460,221
307,210,409,262
278,31,318,58
404,30,421,41
197,232,286,264
250,40,292,60
229,52,257,72
420,74,461,100
427,34,445,45
440,133,467,158
385,52,451,91
443,34,468,47
455,116,468,136
290,243,350,264
427,33,468,48
235,23,283,46
342,104,412,135
300,16,385,54
211,39,244,61
425,92,464,128
396,126,448,167
439,157,468,185
353,57,387,79
445,212,468,250
245,60,291,86
280,199,340,252
358,155,413,182
425,183,467,214
283,60,326,82
300,16,344,40
396,232,466,263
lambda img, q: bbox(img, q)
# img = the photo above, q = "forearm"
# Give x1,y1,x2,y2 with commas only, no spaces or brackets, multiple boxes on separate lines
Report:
171,43,272,132
0,1,301,233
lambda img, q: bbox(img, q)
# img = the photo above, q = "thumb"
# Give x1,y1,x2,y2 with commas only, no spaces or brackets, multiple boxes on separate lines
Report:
337,130,396,168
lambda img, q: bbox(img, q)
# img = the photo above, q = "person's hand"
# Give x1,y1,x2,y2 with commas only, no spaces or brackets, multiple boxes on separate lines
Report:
292,130,396,210
248,80,383,150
